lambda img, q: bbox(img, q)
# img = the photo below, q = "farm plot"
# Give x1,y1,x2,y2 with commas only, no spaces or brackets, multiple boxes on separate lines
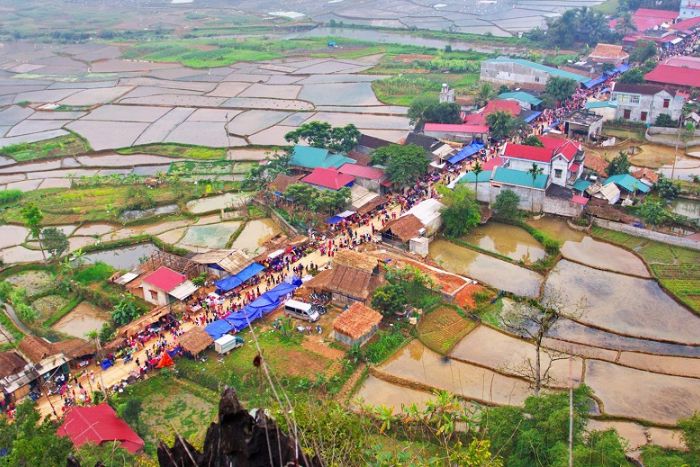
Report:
168,160,235,177
417,305,476,355
31,294,70,323
5,270,54,296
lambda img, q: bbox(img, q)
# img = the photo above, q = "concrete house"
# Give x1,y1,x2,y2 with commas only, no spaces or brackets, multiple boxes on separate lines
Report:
611,83,685,124
501,136,584,188
140,266,189,306
480,57,588,89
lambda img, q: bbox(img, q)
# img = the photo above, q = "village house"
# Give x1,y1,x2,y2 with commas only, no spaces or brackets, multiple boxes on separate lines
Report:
501,136,584,188
644,56,700,92
140,266,197,306
337,163,385,192
305,250,382,306
289,145,356,171
423,122,489,143
191,249,251,279
562,110,604,140
333,302,383,347
0,350,34,404
497,91,543,111
611,83,685,124
301,167,355,191
480,57,588,89
354,133,393,155
587,43,629,66
632,167,660,188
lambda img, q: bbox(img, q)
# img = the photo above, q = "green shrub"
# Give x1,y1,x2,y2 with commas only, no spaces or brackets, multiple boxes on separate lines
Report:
364,329,410,364
0,190,22,204
15,303,38,323
73,262,115,285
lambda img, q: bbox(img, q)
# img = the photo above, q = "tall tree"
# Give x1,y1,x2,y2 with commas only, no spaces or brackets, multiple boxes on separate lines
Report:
617,68,644,84
41,227,69,260
284,122,360,153
21,203,44,260
544,77,577,107
486,111,525,140
493,189,521,222
629,40,656,64
374,144,430,187
0,399,73,466
476,83,495,107
527,163,544,212
408,96,462,126
614,12,636,37
471,160,483,200
439,185,481,237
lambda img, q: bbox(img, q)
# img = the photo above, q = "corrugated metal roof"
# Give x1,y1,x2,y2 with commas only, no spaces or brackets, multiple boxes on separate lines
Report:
604,174,652,193
458,170,492,183
290,145,356,169
302,168,355,190
492,166,548,189
498,91,543,106
486,57,589,82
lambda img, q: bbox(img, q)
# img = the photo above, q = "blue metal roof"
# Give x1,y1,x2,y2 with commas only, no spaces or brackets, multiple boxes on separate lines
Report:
523,111,542,123
573,179,592,192
487,57,589,83
604,174,651,193
498,91,543,106
492,167,548,189
458,170,492,183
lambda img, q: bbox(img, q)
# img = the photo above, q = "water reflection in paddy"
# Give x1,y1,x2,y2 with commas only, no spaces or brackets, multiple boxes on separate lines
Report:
429,239,542,297
545,260,700,344
81,243,159,270
185,192,251,214
231,219,281,253
462,222,545,262
53,301,110,339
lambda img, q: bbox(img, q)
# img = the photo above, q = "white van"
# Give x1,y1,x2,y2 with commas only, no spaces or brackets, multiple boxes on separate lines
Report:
283,299,320,322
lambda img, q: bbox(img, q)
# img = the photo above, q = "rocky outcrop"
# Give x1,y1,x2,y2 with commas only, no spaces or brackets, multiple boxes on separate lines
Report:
157,387,321,467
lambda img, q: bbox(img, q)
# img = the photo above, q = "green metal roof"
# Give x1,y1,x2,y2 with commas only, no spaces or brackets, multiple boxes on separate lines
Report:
573,179,592,192
585,101,617,109
458,170,492,183
604,174,651,193
498,91,543,106
492,167,548,189
290,145,355,169
487,57,589,83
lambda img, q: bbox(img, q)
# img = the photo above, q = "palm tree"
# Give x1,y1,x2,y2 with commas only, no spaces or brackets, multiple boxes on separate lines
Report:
471,160,483,200
528,163,544,213
476,83,494,107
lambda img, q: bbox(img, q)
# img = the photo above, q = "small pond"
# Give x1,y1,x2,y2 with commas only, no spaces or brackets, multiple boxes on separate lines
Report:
462,222,545,263
186,192,251,214
81,243,160,271
119,204,179,222
52,301,110,339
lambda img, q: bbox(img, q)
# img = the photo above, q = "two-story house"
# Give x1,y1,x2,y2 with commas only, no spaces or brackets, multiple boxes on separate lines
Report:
611,83,685,124
501,135,584,188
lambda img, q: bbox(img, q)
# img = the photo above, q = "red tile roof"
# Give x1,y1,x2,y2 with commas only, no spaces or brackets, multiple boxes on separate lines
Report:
663,56,700,70
301,168,355,190
333,302,383,340
142,266,186,292
58,403,144,454
671,16,700,32
539,136,581,161
571,195,589,206
424,123,490,134
621,8,678,31
503,143,553,163
645,64,700,88
589,43,629,60
463,113,486,125
484,99,521,117
482,156,504,170
503,136,580,163
337,163,384,180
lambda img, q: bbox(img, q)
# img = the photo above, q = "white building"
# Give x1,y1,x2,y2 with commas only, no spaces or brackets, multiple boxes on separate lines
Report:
501,135,584,188
404,198,445,236
680,0,700,19
611,83,685,124
140,266,196,306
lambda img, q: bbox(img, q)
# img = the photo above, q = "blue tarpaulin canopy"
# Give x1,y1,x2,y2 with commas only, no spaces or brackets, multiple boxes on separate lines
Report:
326,215,344,224
606,63,629,75
584,75,606,89
448,142,483,164
205,278,303,337
205,319,234,339
523,111,542,123
214,262,265,293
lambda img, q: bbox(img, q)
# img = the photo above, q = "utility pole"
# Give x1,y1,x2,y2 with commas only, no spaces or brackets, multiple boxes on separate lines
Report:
568,356,574,467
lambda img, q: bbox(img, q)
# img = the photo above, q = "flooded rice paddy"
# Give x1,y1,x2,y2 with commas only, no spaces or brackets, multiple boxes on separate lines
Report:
376,340,533,407
352,375,436,413
559,236,650,277
429,239,542,297
545,260,700,344
670,198,700,220
178,222,242,250
185,193,251,214
52,301,110,339
82,243,160,271
230,219,281,253
462,222,545,263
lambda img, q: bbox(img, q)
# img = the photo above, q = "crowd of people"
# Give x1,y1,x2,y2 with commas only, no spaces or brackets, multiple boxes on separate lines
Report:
27,28,700,421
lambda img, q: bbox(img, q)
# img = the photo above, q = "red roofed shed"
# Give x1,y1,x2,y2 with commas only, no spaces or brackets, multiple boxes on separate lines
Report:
337,163,384,180
645,64,700,89
301,168,355,190
484,99,521,117
140,266,187,306
58,403,144,454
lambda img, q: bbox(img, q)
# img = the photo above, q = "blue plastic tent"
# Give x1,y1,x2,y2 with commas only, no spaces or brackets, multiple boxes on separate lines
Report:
326,216,344,224
205,319,234,339
583,75,606,89
214,262,265,293
448,142,484,164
